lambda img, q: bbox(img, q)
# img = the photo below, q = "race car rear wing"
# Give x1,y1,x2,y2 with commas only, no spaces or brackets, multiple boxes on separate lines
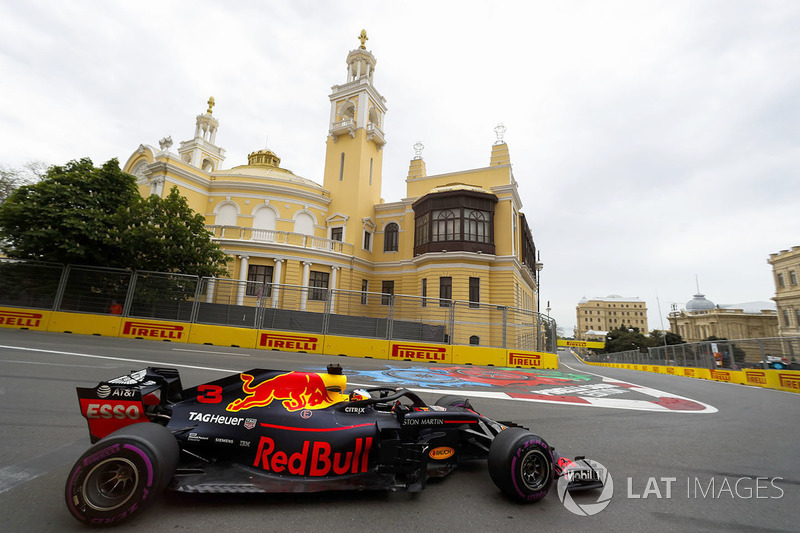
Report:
76,367,183,442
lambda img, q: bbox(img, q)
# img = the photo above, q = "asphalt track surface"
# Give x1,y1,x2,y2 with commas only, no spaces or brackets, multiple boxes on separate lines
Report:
0,328,797,533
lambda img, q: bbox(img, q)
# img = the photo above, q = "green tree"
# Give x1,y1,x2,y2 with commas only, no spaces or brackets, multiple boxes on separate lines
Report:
664,331,684,345
0,158,228,277
0,158,138,265
648,329,684,346
601,324,650,353
113,186,228,277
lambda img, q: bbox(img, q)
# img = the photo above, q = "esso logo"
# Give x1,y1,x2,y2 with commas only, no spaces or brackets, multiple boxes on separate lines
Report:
86,403,141,420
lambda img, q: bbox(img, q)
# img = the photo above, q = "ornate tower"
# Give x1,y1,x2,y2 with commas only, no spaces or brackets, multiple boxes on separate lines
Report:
177,97,226,172
322,31,388,251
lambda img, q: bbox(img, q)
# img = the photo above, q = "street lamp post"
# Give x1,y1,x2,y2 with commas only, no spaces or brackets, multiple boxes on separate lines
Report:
534,256,543,350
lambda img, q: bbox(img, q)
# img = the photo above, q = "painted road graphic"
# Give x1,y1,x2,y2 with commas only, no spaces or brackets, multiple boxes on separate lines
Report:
336,365,717,414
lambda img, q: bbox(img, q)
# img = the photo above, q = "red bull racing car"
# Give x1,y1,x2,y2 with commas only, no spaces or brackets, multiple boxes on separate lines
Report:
66,364,603,527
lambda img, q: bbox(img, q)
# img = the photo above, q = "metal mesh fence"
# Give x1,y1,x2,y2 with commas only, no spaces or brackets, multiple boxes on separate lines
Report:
452,301,505,347
0,261,558,353
0,260,65,309
603,337,800,370
57,265,132,315
391,294,450,343
259,285,326,334
126,271,198,321
506,308,557,352
193,277,262,328
326,289,391,339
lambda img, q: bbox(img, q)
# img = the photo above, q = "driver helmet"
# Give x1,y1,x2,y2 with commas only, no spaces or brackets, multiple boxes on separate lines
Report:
349,388,371,401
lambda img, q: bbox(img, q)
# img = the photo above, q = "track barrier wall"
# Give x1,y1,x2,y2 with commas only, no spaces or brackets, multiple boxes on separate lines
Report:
573,350,800,394
0,260,557,368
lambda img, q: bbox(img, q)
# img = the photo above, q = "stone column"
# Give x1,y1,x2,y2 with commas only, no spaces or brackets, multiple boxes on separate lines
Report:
205,278,216,303
300,261,312,311
329,266,340,313
236,255,249,306
271,258,284,308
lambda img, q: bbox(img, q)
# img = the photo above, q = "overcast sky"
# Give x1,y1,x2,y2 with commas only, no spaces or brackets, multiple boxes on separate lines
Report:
2,1,799,334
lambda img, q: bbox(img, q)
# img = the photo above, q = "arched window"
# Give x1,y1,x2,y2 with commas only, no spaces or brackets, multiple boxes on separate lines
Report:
432,210,457,242
383,223,399,252
368,107,381,128
216,203,238,226
253,206,277,241
465,209,489,243
415,212,430,246
294,212,315,236
340,101,355,121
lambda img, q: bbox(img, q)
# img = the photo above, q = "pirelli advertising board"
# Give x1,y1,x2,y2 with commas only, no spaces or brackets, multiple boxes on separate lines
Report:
388,342,452,364
557,339,606,349
258,330,324,354
778,372,800,392
0,307,51,331
506,350,558,369
118,319,190,343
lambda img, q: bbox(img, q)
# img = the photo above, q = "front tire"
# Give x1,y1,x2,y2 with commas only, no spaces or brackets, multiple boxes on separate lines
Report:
488,428,554,503
434,395,472,409
65,423,178,527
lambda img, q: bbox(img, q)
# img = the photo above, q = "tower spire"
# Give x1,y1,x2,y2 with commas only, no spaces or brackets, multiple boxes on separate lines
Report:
323,32,388,254
177,97,225,172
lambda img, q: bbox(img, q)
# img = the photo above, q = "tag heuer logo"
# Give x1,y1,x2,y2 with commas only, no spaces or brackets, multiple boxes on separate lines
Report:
244,418,257,430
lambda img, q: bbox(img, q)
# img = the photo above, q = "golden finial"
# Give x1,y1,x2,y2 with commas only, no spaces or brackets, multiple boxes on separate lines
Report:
358,29,368,49
207,96,215,115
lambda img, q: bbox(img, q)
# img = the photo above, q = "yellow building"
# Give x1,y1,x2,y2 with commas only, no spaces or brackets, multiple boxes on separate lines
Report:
768,246,800,336
667,293,777,343
121,32,542,349
576,295,649,339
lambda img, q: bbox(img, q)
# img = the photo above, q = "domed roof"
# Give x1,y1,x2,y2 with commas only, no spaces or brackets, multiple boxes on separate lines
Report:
217,148,323,189
686,293,715,312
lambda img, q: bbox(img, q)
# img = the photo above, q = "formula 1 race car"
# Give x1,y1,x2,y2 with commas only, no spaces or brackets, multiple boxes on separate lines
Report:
66,365,603,527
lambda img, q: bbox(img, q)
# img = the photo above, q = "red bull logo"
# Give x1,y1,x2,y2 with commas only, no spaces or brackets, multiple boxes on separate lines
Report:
0,310,43,328
122,321,184,339
779,374,800,391
259,333,319,351
227,372,336,412
745,371,767,385
509,353,541,367
391,344,447,361
253,436,372,476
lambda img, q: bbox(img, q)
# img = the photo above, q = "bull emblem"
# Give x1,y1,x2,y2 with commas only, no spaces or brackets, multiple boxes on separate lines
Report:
226,372,335,412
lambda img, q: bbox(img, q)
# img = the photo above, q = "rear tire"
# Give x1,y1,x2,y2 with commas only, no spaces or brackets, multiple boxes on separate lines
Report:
65,423,178,527
488,428,554,503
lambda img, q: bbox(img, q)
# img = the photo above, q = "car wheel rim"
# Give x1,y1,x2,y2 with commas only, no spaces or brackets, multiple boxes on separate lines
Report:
519,449,548,492
82,457,140,512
